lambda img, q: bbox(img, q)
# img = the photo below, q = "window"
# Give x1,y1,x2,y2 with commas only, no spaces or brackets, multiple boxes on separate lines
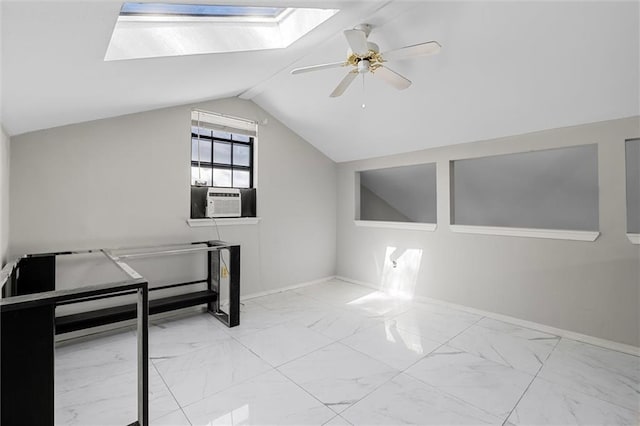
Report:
190,110,255,189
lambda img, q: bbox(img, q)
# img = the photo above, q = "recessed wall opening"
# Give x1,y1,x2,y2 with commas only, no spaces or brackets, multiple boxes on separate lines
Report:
451,145,599,231
356,163,437,224
625,138,640,235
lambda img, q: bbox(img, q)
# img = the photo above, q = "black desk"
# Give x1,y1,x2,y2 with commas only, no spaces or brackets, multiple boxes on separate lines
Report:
0,240,240,426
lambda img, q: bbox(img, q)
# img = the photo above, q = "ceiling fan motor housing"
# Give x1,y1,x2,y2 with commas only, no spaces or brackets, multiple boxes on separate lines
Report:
357,59,370,73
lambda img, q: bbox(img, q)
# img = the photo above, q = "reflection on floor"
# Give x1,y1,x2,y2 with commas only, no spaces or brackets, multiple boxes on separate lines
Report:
55,279,640,425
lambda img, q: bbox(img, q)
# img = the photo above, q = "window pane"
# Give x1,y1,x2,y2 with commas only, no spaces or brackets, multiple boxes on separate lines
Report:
214,141,231,164
212,130,232,140
191,166,212,186
233,144,250,166
233,134,250,143
191,138,212,162
213,168,232,187
233,170,250,188
191,126,211,137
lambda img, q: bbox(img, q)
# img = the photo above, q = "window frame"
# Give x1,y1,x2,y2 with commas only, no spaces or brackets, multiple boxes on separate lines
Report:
190,127,254,189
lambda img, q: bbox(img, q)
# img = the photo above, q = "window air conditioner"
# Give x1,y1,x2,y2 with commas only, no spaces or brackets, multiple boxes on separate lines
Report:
206,187,242,218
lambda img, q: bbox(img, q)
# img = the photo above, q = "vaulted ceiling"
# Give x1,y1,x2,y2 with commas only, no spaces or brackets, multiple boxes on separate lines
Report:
2,1,638,162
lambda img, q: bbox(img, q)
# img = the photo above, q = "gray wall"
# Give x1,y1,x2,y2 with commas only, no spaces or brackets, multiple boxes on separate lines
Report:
9,98,337,296
360,163,437,223
337,116,640,346
452,145,599,230
0,127,8,266
360,186,410,222
626,139,640,233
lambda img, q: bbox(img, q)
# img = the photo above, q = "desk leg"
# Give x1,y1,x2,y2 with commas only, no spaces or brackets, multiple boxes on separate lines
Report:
207,244,240,327
1,305,55,425
207,247,221,315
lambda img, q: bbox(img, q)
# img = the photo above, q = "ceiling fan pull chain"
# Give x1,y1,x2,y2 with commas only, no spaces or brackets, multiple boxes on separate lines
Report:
361,74,365,109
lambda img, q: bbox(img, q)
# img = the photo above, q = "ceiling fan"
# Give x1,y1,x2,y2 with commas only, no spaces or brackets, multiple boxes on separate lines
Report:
291,23,441,98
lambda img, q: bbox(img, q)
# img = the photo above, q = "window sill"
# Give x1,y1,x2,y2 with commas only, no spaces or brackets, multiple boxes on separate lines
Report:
450,224,599,242
627,233,640,245
187,218,261,227
354,220,437,231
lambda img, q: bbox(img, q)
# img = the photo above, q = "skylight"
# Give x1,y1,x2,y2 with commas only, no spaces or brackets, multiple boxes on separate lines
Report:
104,3,339,61
120,3,285,18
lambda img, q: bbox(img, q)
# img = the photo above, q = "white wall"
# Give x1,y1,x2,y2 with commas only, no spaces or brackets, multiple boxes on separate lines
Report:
9,98,337,296
337,116,640,347
360,186,409,222
0,126,9,266
626,139,640,233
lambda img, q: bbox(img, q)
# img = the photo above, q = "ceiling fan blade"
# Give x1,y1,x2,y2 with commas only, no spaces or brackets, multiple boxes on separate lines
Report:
291,61,348,75
344,29,370,56
373,66,412,90
382,41,441,62
330,71,358,97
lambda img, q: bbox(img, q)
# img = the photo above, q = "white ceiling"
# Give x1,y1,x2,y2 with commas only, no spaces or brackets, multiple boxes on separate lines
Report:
2,1,639,163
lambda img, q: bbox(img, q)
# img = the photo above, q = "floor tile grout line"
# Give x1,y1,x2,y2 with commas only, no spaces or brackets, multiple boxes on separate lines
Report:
276,362,349,418
273,338,406,418
530,373,640,415
555,334,640,358
531,336,640,415
395,316,488,375
183,311,348,412
176,367,278,413
273,338,343,369
499,334,563,426
318,310,488,418
321,414,341,426
443,316,562,375
384,312,551,423
322,414,354,426
392,314,528,422
150,358,193,425
154,302,548,423
227,286,400,415
332,317,482,420
259,284,416,327
149,321,280,415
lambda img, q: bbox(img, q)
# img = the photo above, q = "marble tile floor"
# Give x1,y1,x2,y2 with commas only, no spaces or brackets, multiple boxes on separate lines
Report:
54,279,640,425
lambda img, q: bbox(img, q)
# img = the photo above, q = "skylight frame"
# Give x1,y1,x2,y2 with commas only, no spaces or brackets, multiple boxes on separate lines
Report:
105,3,339,61
120,3,287,19
117,8,295,24
118,3,295,24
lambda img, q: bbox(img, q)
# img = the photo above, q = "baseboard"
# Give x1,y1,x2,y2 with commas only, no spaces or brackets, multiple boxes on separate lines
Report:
335,276,640,357
239,275,337,301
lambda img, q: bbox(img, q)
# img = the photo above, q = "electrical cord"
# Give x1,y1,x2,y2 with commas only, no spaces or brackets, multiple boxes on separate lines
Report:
211,217,230,275
211,216,240,310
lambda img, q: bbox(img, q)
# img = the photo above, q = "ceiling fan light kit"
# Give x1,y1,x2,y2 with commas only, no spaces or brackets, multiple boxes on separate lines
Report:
291,23,441,99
